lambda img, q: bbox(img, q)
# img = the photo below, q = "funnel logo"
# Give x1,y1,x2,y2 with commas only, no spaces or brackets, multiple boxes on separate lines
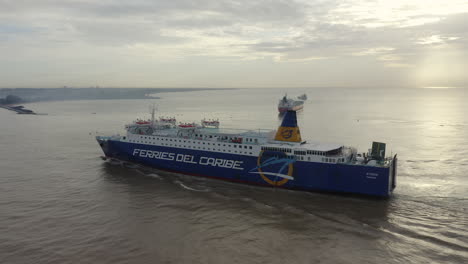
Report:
275,127,301,142
281,129,293,139
249,150,296,186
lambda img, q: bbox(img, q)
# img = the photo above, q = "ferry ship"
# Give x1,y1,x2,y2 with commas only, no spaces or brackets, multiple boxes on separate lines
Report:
278,95,304,113
97,109,397,197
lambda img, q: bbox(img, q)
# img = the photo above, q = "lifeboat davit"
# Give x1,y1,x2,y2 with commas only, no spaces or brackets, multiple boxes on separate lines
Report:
178,122,197,129
201,118,220,128
134,118,151,125
160,117,176,123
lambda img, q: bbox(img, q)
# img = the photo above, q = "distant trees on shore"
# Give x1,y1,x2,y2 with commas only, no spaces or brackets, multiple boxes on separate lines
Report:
0,95,23,105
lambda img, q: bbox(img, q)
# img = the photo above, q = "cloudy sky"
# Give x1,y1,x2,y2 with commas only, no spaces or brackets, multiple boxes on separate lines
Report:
1,0,467,88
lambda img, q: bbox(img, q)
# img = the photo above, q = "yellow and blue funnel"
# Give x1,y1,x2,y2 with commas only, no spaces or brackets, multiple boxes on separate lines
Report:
275,110,302,142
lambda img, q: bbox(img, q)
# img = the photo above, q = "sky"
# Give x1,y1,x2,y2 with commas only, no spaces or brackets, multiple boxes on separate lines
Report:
0,0,467,88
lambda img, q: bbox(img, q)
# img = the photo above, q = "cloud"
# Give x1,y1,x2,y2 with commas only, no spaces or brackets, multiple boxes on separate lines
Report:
352,47,395,56
0,0,467,88
327,0,468,28
416,35,459,45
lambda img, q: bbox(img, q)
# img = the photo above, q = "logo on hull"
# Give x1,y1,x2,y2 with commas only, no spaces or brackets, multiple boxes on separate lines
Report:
249,150,296,186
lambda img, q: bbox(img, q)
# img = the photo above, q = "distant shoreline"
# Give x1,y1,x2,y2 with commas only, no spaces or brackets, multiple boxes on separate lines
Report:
0,104,36,114
0,87,236,105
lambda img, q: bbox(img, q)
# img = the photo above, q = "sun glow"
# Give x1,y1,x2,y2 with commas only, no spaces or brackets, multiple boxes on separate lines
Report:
415,45,466,88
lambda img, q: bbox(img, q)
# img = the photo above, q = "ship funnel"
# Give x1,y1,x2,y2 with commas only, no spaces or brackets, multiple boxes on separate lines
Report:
275,110,302,142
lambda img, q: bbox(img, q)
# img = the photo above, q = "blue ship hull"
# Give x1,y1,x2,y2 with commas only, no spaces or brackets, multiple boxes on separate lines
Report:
97,138,396,197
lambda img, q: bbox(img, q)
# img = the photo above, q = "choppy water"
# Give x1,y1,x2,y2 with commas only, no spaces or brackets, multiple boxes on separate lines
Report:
1,88,467,264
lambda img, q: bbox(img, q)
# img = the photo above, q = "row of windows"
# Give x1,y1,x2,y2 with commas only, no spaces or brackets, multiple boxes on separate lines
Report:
192,134,258,143
134,136,253,149
288,155,346,163
306,150,326,156
128,139,255,155
322,157,345,163
262,147,328,156
261,155,336,162
261,147,292,153
128,140,254,155
128,136,346,162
